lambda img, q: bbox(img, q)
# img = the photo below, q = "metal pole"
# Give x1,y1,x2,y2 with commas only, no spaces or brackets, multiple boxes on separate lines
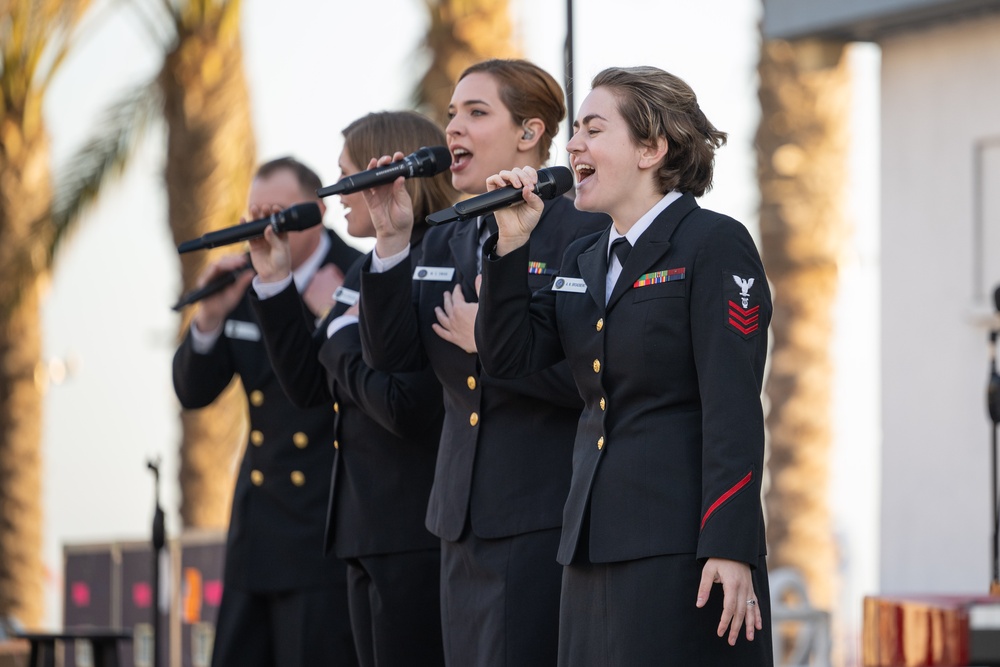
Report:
148,459,165,667
564,0,575,147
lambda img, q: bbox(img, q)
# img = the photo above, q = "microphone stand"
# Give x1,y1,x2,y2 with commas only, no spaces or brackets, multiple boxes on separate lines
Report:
147,458,165,667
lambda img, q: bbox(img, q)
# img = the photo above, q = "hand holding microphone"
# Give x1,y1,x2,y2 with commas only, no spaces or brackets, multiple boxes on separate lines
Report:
360,152,422,260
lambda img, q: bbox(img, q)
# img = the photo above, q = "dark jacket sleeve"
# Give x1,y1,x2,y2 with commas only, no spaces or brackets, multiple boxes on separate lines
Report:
359,254,429,373
248,283,331,409
321,324,444,439
475,238,567,380
172,327,238,409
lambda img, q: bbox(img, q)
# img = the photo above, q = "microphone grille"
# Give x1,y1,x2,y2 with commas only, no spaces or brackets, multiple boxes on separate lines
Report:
417,146,453,176
283,202,323,231
994,284,1000,313
537,166,574,200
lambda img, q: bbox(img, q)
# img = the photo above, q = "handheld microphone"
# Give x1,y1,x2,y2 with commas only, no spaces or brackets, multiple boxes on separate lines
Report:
171,263,255,311
425,166,574,226
177,202,322,254
316,146,452,198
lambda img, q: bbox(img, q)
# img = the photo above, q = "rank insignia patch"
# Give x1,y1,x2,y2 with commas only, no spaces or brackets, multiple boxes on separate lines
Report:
725,273,761,338
634,267,685,288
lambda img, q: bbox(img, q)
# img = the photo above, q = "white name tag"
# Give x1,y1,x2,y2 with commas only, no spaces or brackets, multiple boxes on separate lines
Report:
552,277,588,293
413,266,455,282
224,320,261,342
333,286,359,306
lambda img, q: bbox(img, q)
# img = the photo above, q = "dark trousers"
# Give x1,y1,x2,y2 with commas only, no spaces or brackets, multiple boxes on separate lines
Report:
558,553,773,667
210,583,357,667
439,526,562,667
345,549,444,667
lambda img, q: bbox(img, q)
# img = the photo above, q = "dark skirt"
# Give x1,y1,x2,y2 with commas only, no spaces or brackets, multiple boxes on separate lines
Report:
558,553,773,667
440,526,563,667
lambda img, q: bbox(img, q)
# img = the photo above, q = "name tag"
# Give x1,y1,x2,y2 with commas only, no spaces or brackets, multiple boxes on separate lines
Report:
552,277,587,293
333,286,359,306
413,266,455,282
224,320,261,342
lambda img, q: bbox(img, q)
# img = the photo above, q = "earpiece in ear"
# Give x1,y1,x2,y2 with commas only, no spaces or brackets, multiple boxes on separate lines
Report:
522,129,535,140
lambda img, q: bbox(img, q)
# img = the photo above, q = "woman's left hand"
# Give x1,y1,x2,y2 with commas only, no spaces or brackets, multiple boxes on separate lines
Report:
432,279,480,353
696,557,762,645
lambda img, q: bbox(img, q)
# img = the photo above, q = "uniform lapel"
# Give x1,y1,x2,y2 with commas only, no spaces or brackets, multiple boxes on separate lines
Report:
605,193,699,312
447,219,480,297
576,226,612,310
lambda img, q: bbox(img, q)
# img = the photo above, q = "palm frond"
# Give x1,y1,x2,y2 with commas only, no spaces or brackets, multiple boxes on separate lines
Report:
44,78,163,269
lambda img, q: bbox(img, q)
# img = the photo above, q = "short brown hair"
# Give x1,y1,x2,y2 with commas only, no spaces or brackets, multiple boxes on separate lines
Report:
591,66,726,197
459,59,566,163
342,111,458,224
255,157,323,200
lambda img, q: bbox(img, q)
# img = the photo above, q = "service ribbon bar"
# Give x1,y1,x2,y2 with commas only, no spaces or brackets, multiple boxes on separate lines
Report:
634,267,686,288
528,261,557,275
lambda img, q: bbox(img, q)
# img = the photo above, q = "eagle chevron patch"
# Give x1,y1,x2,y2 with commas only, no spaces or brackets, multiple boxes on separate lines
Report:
725,273,761,339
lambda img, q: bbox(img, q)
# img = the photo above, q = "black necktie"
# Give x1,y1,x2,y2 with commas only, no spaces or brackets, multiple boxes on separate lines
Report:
609,237,632,268
480,213,499,238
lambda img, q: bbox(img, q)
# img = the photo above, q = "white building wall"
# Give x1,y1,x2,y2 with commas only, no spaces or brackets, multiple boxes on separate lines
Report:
879,13,1000,593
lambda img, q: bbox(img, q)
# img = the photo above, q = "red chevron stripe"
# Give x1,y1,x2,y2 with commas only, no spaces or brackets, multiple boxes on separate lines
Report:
728,300,759,317
728,318,759,335
701,470,753,529
728,310,759,327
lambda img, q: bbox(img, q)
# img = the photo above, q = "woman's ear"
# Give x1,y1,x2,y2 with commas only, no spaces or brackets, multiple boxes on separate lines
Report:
638,136,668,170
517,117,545,153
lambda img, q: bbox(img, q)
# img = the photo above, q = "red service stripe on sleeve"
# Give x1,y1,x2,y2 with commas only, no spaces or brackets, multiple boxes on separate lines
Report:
701,470,753,529
728,309,759,327
728,318,759,335
728,301,759,317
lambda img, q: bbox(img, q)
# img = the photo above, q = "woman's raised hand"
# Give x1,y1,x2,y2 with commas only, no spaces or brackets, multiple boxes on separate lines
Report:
362,153,415,258
486,166,544,256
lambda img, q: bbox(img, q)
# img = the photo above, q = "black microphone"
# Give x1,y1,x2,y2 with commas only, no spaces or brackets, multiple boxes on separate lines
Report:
177,203,322,254
171,263,255,311
425,166,574,226
316,146,452,198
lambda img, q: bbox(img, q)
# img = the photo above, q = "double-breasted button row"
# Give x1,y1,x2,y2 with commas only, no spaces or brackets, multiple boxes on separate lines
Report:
596,318,604,332
250,390,264,407
293,432,308,449
467,376,477,391
251,430,264,446
470,412,479,426
597,436,605,450
251,470,307,486
593,359,601,373
333,401,340,413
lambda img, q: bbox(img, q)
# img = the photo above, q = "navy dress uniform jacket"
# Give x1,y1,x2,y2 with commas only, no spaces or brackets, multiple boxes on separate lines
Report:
358,195,610,542
475,194,771,567
248,253,443,559
172,230,362,590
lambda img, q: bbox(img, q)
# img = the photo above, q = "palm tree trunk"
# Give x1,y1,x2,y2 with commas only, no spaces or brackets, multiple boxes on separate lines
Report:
415,0,519,124
757,37,850,612
160,23,256,529
0,117,51,628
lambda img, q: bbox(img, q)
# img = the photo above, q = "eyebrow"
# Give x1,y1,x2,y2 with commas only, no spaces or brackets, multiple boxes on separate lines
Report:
573,113,608,129
449,99,493,110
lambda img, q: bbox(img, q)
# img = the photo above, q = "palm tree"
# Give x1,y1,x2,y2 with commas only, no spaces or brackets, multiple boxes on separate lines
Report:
0,0,93,628
413,0,520,125
756,36,850,615
54,0,256,529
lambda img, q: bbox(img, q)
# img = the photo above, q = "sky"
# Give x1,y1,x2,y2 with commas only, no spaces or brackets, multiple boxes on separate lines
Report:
36,0,880,658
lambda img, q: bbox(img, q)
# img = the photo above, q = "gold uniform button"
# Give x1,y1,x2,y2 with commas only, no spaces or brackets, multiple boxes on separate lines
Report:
249,390,264,407
600,397,606,411
596,318,604,332
593,359,601,373
334,440,339,450
597,436,605,450
470,412,479,426
467,376,477,391
251,470,264,486
290,471,305,487
333,402,340,413
250,430,264,447
293,432,309,449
